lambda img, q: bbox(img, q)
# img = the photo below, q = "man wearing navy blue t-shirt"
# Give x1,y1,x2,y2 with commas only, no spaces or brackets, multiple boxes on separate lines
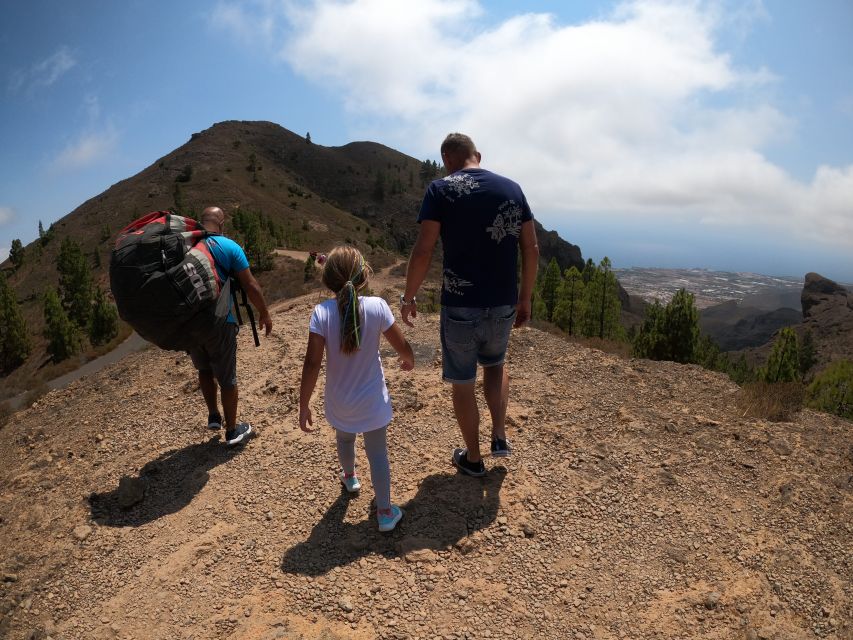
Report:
402,134,539,476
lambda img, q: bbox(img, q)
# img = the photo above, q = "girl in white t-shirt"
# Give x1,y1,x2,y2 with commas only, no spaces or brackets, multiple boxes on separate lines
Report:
298,246,414,532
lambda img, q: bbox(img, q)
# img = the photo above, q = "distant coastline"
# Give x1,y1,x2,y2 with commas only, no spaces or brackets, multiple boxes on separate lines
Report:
614,267,808,308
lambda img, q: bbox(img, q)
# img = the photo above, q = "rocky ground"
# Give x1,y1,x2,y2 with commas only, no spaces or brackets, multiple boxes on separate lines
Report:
1,278,851,639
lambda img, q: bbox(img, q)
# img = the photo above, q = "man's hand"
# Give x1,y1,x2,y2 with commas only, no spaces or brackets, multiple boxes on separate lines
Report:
402,304,417,327
298,405,314,432
259,311,273,336
515,299,531,327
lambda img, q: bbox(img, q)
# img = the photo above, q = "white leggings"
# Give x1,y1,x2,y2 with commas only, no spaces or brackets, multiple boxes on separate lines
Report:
335,427,391,511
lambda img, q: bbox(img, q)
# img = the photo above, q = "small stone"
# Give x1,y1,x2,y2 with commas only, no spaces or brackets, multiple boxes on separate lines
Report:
95,434,104,442
703,592,721,609
73,525,93,541
2,573,17,583
522,524,536,538
265,511,274,521
339,598,354,613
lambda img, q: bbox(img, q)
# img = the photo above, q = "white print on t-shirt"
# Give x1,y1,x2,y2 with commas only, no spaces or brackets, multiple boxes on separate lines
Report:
443,269,474,296
441,173,479,202
486,200,523,243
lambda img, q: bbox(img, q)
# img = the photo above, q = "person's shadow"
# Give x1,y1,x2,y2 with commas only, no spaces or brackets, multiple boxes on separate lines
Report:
281,467,506,576
88,436,242,527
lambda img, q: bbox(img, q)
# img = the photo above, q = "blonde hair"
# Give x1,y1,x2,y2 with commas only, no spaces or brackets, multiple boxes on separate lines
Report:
321,246,373,354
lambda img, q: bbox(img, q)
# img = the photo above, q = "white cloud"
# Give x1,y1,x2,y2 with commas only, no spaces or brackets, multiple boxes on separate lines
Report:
54,126,119,171
213,0,853,249
8,46,77,95
0,206,14,225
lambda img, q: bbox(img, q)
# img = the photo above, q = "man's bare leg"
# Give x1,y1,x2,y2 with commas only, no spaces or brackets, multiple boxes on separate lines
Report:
483,364,509,441
198,371,219,416
221,385,238,431
452,382,481,463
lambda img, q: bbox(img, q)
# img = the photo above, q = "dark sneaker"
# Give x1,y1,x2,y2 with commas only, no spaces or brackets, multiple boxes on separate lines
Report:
452,448,486,477
207,413,223,430
490,437,512,458
224,422,253,446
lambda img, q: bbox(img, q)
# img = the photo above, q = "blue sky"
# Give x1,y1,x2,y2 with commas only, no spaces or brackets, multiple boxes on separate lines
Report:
1,0,852,281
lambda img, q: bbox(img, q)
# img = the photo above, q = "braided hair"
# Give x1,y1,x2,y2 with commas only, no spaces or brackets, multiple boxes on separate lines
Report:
321,246,373,354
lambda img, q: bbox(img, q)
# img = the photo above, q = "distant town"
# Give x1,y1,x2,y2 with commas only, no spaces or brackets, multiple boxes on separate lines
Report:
614,267,804,309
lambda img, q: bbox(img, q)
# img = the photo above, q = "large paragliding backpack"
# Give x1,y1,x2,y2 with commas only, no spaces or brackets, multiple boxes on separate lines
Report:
109,211,259,352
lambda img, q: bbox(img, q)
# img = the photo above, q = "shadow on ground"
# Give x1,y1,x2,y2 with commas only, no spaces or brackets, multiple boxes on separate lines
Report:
281,467,506,576
88,436,242,526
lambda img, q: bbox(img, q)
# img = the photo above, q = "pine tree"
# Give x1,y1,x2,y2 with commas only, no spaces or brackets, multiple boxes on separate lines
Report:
43,288,79,362
582,258,595,284
540,258,561,321
532,288,548,321
0,272,31,373
798,329,817,380
38,220,45,240
632,289,699,363
230,210,273,272
760,327,800,383
88,288,118,346
57,237,94,328
9,239,24,269
552,266,584,334
580,257,623,340
304,254,316,282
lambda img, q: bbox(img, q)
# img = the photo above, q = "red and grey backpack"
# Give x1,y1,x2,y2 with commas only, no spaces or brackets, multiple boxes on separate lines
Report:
109,211,233,351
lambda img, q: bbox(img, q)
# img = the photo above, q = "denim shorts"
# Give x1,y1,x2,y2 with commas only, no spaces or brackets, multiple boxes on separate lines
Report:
440,305,517,383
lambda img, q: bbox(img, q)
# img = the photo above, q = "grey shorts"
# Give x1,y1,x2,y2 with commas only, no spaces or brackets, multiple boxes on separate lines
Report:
189,323,239,389
440,305,517,384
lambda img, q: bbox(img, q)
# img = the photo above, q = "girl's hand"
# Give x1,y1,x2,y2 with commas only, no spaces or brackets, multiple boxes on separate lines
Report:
299,406,314,432
399,356,414,371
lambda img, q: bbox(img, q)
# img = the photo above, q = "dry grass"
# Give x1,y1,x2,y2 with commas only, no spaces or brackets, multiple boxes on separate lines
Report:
529,320,632,359
737,381,805,422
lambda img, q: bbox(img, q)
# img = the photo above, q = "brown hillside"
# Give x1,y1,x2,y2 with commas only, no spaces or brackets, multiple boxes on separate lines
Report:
1,274,850,639
1,120,583,397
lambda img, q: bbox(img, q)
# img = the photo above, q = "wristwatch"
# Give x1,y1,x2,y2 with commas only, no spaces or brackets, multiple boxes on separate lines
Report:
400,295,417,307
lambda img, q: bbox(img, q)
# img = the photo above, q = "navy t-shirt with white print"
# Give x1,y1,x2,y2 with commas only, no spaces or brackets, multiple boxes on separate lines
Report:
417,168,533,308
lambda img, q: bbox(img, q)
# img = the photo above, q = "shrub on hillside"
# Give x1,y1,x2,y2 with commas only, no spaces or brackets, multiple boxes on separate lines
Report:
737,381,804,422
806,360,853,420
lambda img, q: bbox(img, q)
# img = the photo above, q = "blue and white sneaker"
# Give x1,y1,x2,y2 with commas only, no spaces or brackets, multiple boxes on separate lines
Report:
340,472,362,493
207,413,222,430
378,505,404,532
224,422,253,446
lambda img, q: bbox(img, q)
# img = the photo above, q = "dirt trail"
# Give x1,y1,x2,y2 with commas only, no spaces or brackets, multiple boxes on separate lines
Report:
0,270,850,640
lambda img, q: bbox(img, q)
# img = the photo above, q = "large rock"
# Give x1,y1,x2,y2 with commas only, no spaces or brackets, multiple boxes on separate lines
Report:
802,272,852,318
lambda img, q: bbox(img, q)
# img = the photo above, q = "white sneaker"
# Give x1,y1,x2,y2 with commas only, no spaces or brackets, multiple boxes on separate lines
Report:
378,505,403,532
340,472,361,493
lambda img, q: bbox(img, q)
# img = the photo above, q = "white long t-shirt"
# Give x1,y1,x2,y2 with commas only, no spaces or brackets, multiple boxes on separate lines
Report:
308,296,395,433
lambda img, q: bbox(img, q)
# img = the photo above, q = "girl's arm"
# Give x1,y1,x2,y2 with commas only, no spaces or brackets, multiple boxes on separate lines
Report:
383,323,415,371
299,332,325,432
